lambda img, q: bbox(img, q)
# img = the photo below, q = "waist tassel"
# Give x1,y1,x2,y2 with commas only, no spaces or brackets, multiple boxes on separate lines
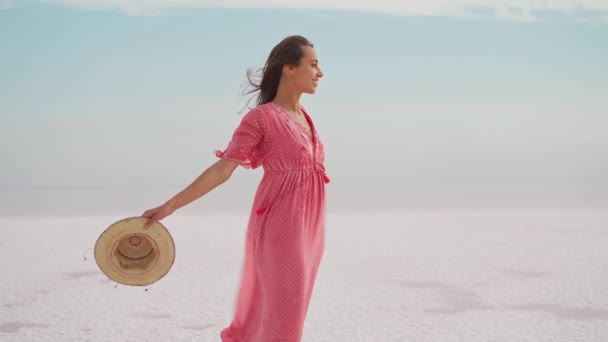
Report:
315,165,331,184
255,206,267,215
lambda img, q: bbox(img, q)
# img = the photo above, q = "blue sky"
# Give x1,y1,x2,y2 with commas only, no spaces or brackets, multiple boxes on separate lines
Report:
1,1,607,209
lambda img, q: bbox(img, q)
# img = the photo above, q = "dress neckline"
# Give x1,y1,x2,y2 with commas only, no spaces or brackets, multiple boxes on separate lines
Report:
269,102,315,144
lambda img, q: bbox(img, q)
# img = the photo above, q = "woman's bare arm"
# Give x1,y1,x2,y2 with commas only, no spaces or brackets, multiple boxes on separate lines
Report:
142,159,239,228
166,159,239,211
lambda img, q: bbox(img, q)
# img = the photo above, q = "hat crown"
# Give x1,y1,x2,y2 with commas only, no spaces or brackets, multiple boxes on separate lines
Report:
116,234,154,259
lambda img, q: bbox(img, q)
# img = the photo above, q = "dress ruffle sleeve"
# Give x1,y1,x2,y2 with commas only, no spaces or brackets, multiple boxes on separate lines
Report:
214,108,267,170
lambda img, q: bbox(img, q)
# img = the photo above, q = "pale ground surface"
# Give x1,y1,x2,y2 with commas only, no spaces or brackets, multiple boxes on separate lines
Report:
1,210,608,341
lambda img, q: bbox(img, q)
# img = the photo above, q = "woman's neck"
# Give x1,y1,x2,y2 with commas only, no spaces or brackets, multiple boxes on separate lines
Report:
272,87,302,116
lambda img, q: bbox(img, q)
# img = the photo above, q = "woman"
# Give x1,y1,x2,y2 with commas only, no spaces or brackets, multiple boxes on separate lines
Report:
141,35,329,341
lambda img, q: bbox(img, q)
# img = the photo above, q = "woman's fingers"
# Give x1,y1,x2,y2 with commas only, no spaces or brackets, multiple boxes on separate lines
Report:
141,205,170,229
143,215,156,229
142,208,159,229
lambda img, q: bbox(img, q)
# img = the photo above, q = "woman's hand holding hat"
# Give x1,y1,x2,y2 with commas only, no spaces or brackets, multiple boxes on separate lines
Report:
142,202,175,229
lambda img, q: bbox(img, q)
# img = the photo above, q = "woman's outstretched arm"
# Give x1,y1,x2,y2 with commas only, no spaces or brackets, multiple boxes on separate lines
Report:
141,159,239,228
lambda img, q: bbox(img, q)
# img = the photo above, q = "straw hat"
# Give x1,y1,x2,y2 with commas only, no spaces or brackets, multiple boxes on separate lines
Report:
95,216,175,286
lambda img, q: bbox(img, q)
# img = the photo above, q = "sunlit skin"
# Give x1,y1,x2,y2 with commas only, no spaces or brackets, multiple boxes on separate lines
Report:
271,45,324,123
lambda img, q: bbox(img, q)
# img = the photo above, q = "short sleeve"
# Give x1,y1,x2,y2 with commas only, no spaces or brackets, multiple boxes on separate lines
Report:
214,108,267,169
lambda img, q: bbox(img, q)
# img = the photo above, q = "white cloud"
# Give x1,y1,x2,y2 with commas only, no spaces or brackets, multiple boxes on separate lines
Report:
29,0,608,19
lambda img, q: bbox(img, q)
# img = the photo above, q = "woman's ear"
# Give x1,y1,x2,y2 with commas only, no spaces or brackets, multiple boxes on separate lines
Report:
282,64,295,76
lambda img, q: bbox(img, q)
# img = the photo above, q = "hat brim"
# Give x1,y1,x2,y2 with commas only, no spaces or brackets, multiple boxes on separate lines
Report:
94,216,175,286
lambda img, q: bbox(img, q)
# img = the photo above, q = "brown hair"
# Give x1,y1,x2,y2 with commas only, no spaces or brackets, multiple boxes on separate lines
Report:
242,35,314,110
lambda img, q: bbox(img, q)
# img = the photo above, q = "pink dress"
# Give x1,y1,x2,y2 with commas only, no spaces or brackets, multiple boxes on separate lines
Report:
214,102,330,342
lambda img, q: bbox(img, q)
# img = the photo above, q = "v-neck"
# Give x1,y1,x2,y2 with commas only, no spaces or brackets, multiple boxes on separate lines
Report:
270,102,315,144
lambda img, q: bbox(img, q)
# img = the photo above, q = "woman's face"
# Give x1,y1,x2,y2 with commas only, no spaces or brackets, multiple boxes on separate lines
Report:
285,45,324,94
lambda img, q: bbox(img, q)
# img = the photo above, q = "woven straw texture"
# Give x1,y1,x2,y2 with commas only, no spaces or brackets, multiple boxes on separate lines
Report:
94,216,175,286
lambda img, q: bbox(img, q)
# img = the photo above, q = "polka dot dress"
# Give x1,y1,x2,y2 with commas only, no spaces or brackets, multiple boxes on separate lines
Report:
215,102,330,342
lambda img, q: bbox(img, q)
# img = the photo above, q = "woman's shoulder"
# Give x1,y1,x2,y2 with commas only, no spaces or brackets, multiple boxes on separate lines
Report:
255,102,309,114
240,104,267,118
246,101,309,121
239,103,278,131
250,102,281,120
255,102,277,112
